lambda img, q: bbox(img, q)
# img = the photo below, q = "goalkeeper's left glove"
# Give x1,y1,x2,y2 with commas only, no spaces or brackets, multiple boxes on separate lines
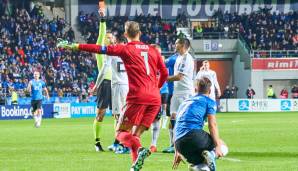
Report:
56,39,79,50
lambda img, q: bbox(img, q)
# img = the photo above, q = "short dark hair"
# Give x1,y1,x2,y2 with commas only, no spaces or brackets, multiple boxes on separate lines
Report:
177,38,190,49
125,21,140,38
197,77,212,94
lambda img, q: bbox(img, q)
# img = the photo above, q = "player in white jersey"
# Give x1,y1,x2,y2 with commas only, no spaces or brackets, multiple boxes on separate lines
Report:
195,60,221,101
106,36,130,154
163,38,195,153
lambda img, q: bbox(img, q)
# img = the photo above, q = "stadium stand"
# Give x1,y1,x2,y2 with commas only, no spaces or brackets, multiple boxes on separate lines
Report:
193,8,298,57
0,6,97,103
77,11,186,51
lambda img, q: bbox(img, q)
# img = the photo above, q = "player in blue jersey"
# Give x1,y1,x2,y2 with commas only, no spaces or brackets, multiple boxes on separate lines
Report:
27,71,49,128
162,53,177,153
172,77,225,171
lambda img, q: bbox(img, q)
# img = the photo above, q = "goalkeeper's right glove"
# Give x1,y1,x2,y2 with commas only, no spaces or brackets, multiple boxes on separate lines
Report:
56,39,79,50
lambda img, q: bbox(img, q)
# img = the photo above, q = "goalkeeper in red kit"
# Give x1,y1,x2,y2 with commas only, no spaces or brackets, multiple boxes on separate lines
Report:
57,20,168,171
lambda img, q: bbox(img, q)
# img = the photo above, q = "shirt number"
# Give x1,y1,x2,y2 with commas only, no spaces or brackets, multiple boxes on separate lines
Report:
117,61,125,72
141,51,150,75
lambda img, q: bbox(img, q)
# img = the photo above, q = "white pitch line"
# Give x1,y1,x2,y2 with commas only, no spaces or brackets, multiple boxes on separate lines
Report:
231,120,243,123
221,157,242,162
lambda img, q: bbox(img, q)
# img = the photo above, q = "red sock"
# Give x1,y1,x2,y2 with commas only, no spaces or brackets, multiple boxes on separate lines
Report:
117,131,141,162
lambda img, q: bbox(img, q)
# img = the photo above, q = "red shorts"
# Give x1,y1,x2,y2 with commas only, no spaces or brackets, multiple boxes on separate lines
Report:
121,104,160,128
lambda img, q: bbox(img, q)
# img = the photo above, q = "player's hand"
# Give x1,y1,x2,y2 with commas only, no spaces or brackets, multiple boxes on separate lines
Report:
98,0,105,17
215,145,224,158
172,151,185,170
47,96,50,101
98,8,105,17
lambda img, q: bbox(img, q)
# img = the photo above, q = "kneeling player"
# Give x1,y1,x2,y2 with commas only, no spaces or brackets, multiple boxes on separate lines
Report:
173,77,227,171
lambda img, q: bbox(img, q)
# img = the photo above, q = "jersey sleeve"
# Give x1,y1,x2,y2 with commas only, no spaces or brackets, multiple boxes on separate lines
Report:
207,99,217,115
106,44,125,57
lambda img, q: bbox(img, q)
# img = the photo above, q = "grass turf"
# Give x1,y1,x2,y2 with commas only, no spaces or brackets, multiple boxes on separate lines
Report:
0,112,298,171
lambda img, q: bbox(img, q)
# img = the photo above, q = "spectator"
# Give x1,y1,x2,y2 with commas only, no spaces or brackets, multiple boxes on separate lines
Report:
10,86,18,105
0,7,97,98
291,84,298,98
246,84,255,99
280,88,288,99
266,85,276,99
221,85,232,99
210,10,298,52
230,85,238,98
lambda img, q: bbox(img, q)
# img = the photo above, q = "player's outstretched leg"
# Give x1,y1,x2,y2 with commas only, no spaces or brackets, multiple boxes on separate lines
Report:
202,150,216,171
130,147,151,171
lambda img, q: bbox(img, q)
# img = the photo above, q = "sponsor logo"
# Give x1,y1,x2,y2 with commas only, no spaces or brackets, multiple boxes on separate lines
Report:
1,106,32,118
252,58,298,70
281,100,291,111
238,100,249,111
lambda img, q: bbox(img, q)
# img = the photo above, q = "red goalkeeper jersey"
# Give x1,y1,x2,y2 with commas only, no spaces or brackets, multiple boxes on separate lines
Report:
78,41,168,105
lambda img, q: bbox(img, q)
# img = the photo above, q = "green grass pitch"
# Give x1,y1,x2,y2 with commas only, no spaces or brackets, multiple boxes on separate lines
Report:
1,112,298,171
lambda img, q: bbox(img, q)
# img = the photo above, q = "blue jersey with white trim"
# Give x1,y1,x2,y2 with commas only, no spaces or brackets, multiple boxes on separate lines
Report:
174,94,216,142
30,79,46,100
165,54,178,95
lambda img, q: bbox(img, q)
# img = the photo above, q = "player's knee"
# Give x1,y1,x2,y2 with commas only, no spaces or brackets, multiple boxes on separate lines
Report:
95,114,104,121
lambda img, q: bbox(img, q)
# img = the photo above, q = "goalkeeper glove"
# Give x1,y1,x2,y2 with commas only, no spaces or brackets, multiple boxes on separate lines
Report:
56,39,79,50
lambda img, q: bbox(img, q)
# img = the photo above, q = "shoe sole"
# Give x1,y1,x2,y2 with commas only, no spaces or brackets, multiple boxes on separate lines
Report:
202,151,215,171
131,149,151,171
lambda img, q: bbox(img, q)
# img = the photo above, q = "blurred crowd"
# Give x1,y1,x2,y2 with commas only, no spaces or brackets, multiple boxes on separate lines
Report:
194,7,298,53
77,11,189,51
0,6,97,100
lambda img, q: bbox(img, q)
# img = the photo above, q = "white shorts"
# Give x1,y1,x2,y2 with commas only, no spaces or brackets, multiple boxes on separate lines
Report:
112,84,128,115
170,93,193,115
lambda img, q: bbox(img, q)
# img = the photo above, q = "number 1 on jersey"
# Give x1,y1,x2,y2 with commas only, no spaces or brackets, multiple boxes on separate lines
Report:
141,51,150,75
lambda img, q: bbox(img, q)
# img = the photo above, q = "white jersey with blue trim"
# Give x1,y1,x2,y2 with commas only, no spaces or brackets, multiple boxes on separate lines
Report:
173,52,194,95
110,56,128,85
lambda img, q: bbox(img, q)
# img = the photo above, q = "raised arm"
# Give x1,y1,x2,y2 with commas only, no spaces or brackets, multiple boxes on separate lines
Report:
57,42,125,57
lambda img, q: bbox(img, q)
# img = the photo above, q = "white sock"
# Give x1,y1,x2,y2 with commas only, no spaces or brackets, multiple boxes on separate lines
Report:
151,120,161,147
161,110,168,129
169,128,173,146
38,114,42,126
33,115,39,127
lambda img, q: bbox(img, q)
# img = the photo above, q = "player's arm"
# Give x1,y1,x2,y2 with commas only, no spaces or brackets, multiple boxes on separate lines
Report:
168,61,186,82
57,42,125,57
207,101,223,157
43,87,50,100
27,81,32,95
213,72,221,97
94,64,108,89
94,18,107,88
167,73,183,82
42,82,50,99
